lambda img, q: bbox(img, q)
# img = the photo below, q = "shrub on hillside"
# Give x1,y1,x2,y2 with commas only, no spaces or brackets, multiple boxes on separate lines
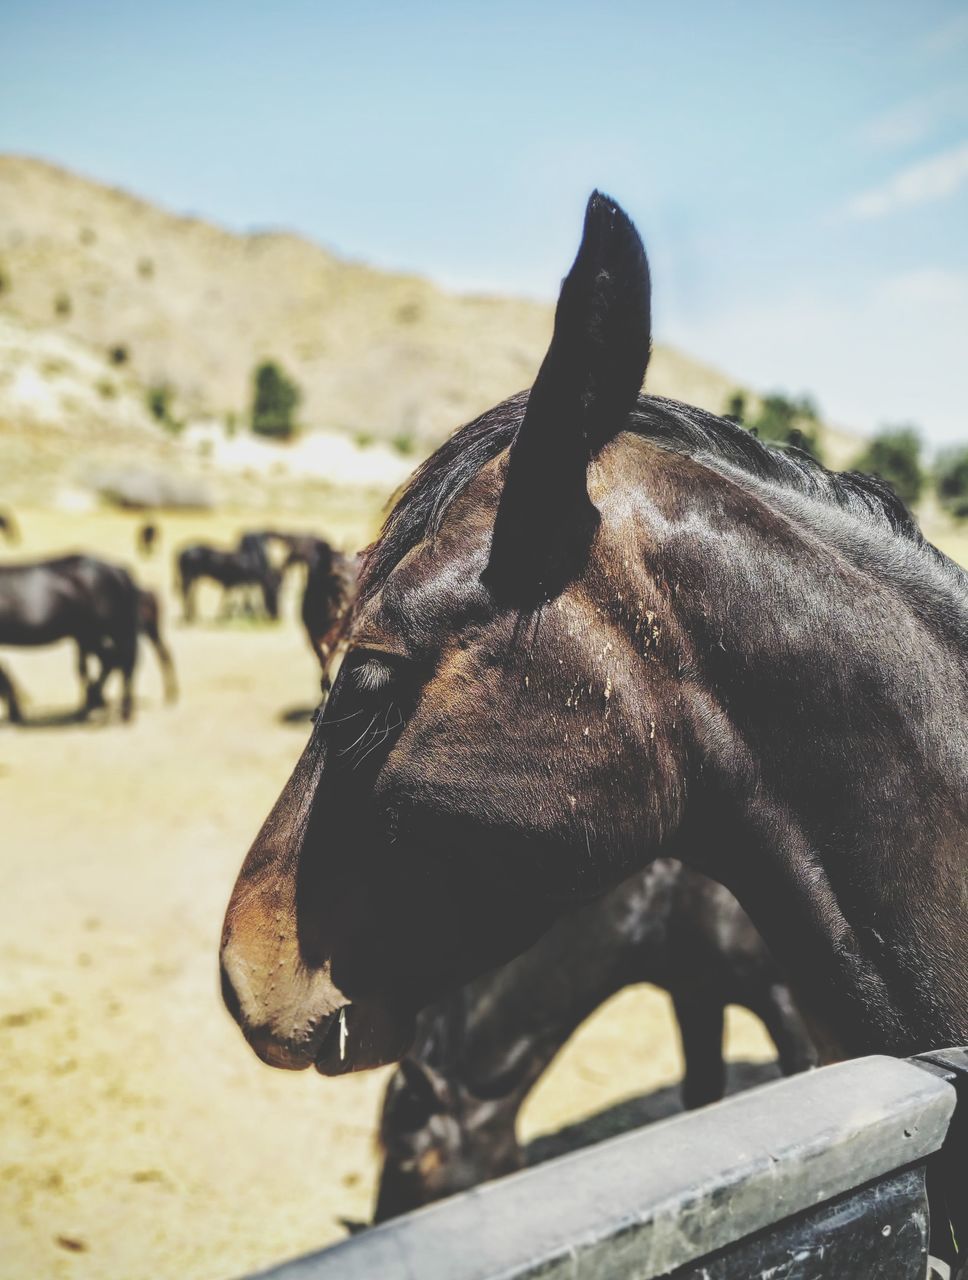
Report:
146,384,181,433
391,432,417,457
851,426,924,508
251,361,300,440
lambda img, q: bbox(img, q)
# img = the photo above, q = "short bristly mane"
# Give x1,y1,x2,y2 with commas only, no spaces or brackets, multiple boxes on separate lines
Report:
359,392,964,601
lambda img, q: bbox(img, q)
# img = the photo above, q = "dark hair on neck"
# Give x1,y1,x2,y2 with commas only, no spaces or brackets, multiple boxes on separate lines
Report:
359,391,951,601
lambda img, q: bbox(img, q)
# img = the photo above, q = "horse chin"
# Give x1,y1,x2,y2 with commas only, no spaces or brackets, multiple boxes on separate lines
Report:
313,1001,416,1077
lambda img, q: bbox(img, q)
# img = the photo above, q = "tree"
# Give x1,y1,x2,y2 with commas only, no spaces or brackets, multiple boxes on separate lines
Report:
748,392,823,462
724,391,746,424
851,426,924,507
935,446,968,520
146,384,181,434
251,360,300,440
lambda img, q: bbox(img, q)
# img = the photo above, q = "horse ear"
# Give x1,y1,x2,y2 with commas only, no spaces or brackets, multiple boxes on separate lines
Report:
391,1058,450,1128
484,191,651,600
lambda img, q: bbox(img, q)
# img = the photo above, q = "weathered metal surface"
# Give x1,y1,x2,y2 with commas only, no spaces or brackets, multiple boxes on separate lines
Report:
913,1048,968,1274
240,1055,955,1280
669,1167,927,1279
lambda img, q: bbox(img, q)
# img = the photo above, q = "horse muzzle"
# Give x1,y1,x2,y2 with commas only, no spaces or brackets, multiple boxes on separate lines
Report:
219,945,414,1075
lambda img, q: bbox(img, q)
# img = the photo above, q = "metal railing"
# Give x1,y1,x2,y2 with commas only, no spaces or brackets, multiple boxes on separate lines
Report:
240,1050,968,1280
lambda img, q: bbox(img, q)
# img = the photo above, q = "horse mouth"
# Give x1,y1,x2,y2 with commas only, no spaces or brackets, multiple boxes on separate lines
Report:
241,1027,317,1071
313,1002,416,1076
314,1007,350,1075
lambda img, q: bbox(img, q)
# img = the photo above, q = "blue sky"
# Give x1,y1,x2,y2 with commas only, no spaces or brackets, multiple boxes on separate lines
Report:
2,1,967,442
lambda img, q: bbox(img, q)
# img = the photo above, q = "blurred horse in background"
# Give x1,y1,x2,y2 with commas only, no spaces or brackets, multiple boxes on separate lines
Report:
76,588,178,709
298,540,357,684
177,538,280,622
136,522,159,558
248,530,321,570
0,554,140,723
134,589,178,703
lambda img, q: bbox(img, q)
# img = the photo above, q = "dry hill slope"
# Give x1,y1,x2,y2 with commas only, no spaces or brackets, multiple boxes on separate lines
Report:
0,154,751,446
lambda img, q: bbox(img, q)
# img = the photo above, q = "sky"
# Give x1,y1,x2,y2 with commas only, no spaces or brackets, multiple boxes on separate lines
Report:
2,0,967,443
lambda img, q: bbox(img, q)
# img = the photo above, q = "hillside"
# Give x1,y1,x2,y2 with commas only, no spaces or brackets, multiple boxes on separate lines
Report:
0,155,753,449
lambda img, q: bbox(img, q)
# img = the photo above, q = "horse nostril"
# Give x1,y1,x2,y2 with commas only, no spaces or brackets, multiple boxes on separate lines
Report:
220,959,243,1024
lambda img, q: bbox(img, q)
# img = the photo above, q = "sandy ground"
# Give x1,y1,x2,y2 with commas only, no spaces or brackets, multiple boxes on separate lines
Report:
10,502,965,1280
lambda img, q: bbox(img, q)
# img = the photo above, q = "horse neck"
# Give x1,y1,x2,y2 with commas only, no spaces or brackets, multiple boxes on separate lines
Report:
635,486,968,1054
447,875,668,1111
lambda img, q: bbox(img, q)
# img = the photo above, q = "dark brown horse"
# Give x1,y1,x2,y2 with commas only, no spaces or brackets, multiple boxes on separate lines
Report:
375,858,815,1221
0,554,140,722
221,194,968,1100
177,540,280,622
299,541,357,681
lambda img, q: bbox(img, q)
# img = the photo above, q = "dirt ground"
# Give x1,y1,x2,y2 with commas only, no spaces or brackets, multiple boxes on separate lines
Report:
10,501,964,1280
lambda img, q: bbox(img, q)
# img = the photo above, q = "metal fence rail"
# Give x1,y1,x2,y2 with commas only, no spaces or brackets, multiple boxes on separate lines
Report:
241,1054,963,1280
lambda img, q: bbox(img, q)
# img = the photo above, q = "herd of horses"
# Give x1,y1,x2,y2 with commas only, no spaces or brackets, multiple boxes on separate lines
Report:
216,192,968,1247
0,522,355,725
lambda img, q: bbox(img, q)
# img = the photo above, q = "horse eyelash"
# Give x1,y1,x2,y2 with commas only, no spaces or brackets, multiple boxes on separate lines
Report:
354,658,394,694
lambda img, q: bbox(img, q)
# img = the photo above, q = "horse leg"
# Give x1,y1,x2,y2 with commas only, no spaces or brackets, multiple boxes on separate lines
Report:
114,620,139,723
672,990,726,1110
82,642,112,717
750,982,818,1077
143,616,178,704
182,574,196,623
76,642,96,708
0,664,23,724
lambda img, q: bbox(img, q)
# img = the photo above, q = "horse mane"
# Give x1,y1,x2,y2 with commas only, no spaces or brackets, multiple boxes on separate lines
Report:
359,391,959,600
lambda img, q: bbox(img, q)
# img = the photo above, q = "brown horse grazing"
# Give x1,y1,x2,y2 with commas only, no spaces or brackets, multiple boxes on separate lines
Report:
177,541,280,622
221,195,968,1096
375,859,815,1221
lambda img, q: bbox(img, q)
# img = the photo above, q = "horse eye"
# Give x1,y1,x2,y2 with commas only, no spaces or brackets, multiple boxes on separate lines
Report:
353,657,394,694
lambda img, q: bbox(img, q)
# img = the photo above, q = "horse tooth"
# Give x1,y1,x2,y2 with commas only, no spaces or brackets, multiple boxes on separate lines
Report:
339,1007,348,1061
